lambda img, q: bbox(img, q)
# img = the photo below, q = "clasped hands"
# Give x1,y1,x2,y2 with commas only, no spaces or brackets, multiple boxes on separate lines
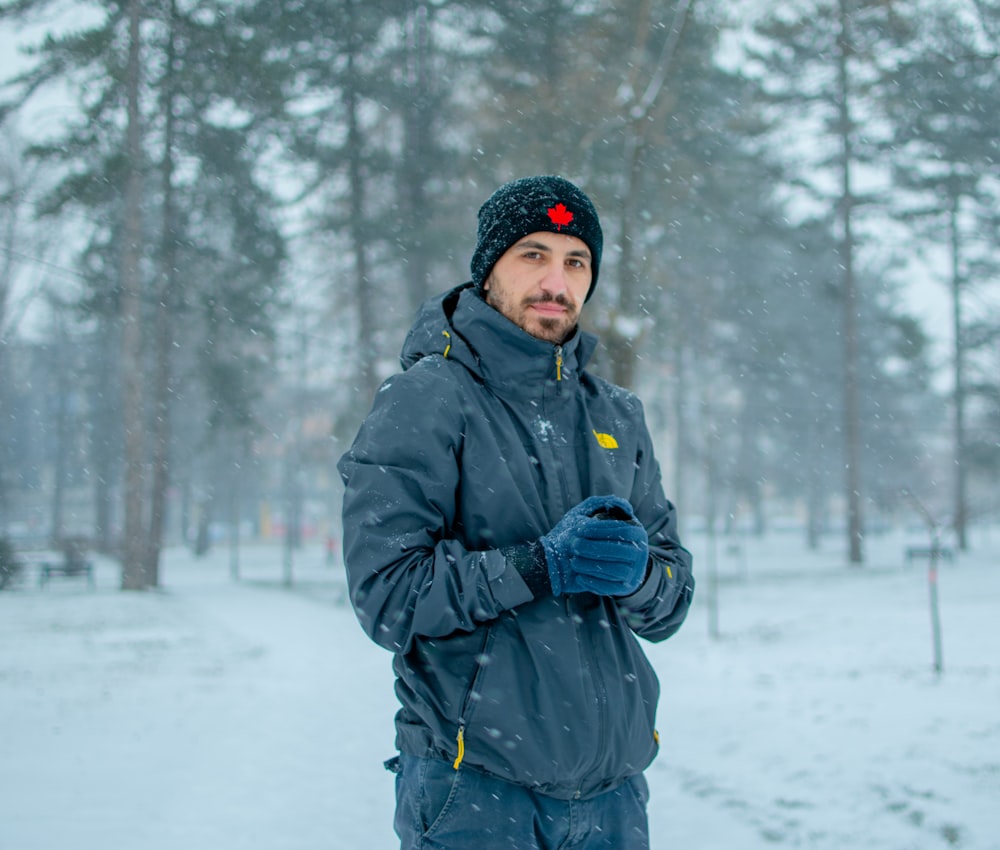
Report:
541,495,649,597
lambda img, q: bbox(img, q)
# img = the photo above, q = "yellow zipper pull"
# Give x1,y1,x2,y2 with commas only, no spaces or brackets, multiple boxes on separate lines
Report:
452,726,465,770
555,345,563,382
442,330,451,358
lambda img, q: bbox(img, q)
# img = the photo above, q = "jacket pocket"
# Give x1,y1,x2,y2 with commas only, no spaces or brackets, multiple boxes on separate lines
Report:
452,624,496,767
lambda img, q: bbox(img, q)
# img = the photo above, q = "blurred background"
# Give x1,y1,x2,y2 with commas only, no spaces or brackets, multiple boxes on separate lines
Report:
0,0,997,589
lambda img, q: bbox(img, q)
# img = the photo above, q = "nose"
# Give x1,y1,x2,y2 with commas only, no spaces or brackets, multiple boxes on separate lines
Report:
538,262,570,296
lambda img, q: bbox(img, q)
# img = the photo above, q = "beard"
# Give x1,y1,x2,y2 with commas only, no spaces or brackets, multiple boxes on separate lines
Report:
484,287,579,344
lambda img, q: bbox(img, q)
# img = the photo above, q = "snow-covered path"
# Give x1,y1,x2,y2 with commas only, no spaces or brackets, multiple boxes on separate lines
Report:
2,531,998,849
1,547,398,849
650,533,1000,850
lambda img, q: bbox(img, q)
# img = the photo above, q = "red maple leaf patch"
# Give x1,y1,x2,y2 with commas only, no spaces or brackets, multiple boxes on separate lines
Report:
547,203,574,230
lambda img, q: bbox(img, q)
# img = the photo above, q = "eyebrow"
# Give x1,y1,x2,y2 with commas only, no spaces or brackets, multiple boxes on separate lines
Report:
515,239,592,260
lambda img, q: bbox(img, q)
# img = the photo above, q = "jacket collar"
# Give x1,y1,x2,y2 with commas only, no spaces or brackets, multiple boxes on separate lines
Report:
401,283,598,399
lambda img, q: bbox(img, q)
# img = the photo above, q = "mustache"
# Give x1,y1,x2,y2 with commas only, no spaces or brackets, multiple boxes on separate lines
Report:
524,293,575,309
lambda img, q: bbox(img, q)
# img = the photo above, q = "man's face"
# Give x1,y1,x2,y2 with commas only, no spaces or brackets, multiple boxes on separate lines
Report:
482,231,593,344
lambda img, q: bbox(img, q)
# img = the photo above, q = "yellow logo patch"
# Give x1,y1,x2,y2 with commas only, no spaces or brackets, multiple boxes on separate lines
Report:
593,430,619,449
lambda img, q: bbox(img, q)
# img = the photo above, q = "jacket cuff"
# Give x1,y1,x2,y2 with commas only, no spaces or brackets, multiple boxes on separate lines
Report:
616,555,660,606
501,541,552,599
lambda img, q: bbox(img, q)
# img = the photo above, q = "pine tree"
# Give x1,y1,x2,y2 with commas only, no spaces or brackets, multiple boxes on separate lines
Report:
884,0,1000,547
749,0,907,563
1,0,288,587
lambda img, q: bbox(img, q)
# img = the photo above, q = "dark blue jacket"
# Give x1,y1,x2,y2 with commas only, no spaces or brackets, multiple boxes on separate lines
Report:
338,283,694,800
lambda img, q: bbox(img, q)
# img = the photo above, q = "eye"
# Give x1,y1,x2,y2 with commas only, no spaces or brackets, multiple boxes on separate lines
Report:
520,249,542,260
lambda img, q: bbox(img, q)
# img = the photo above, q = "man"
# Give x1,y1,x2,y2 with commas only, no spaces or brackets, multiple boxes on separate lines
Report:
338,175,694,849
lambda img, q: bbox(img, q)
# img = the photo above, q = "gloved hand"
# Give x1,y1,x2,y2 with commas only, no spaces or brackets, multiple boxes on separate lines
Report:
541,495,649,597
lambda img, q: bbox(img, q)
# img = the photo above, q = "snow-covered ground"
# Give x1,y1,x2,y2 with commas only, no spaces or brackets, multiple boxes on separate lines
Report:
2,527,998,850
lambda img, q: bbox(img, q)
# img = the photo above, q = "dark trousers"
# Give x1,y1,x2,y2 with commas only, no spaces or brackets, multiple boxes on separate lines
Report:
392,753,650,850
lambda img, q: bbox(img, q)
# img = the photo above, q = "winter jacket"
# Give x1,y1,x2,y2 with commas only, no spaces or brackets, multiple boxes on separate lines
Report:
337,283,694,800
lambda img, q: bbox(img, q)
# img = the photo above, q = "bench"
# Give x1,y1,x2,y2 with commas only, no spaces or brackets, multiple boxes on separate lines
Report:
904,545,954,566
39,541,96,589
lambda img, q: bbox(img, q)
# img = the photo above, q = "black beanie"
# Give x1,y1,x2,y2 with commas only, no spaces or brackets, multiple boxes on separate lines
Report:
471,175,603,301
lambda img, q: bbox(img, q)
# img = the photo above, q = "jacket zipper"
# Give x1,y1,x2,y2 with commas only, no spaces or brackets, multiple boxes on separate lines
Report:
548,341,572,511
454,625,494,770
551,339,603,798
568,596,608,799
588,610,609,782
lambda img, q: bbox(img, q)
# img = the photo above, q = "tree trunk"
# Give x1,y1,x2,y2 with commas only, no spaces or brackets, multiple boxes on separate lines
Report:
120,0,147,590
92,315,118,553
402,1,432,317
346,0,378,403
610,0,692,391
948,180,968,551
49,326,70,543
836,0,864,565
0,146,26,524
145,0,180,587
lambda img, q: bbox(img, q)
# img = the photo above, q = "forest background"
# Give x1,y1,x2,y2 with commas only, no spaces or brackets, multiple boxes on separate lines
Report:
0,0,997,590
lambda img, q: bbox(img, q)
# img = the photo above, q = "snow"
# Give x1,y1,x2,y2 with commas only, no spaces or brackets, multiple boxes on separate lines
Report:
2,529,998,850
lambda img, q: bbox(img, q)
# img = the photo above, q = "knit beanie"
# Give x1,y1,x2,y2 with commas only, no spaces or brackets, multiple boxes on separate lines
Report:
470,175,603,301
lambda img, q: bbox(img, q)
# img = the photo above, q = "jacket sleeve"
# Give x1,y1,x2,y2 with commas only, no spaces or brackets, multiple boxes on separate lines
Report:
337,360,534,655
615,401,695,642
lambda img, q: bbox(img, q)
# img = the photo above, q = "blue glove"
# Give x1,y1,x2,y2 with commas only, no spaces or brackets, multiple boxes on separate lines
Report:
541,495,649,597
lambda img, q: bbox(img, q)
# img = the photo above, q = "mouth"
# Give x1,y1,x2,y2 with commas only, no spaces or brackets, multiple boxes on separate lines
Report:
528,300,569,317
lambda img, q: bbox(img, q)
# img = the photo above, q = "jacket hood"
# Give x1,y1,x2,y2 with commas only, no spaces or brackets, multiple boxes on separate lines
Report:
400,282,599,394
